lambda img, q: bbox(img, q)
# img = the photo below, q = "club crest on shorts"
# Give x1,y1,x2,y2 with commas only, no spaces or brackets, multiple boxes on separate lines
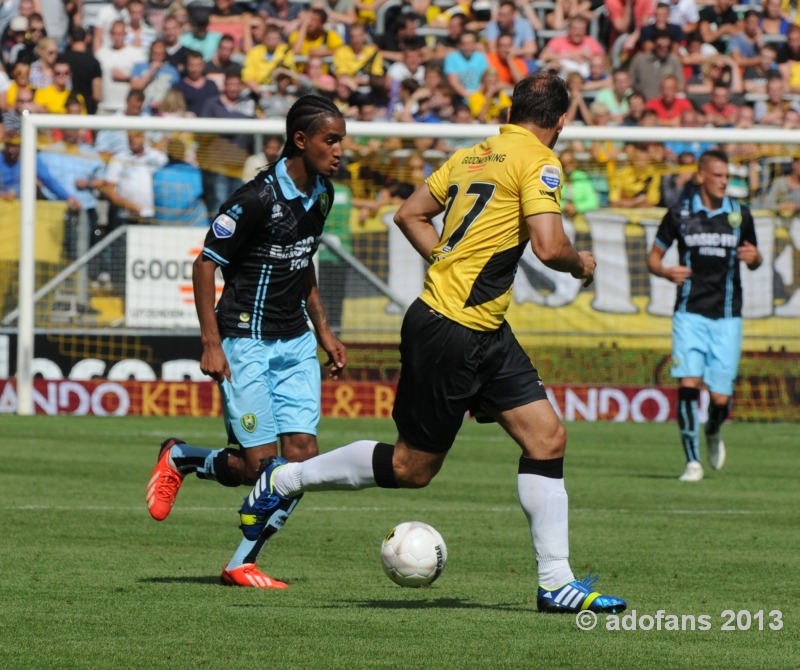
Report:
540,165,562,190
241,414,257,432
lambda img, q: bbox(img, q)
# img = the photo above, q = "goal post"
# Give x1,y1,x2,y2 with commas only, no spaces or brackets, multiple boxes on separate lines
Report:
9,112,800,419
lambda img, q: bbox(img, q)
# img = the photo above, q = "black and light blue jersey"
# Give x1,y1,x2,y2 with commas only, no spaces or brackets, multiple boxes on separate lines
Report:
202,158,334,339
655,190,757,319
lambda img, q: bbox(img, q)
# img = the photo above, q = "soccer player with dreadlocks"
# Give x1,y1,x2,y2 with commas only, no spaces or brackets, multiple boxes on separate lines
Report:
146,94,348,588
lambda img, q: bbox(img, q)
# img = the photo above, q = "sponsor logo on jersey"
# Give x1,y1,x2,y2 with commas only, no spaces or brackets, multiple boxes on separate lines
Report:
239,312,251,323
272,201,289,220
212,213,236,238
226,203,243,220
540,165,562,190
728,212,742,229
461,152,506,165
241,413,257,432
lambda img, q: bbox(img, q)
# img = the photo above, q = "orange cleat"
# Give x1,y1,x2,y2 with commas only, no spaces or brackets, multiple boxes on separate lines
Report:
146,438,185,521
220,563,288,589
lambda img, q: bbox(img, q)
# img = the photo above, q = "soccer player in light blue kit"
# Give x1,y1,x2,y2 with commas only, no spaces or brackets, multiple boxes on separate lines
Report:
648,149,762,482
146,95,348,587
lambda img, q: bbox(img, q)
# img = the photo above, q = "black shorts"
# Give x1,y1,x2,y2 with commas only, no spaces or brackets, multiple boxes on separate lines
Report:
392,298,547,453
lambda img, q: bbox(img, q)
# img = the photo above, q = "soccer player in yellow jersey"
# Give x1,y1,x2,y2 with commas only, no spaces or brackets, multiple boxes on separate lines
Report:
225,73,627,613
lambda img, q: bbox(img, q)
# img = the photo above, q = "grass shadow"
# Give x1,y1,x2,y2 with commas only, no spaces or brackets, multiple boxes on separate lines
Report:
336,598,531,612
139,575,222,585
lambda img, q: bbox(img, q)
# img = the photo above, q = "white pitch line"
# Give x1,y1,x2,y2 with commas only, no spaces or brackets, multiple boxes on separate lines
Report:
1,504,759,515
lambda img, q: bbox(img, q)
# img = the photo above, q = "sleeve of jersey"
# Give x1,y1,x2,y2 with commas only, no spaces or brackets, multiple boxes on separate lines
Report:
425,158,453,206
654,210,676,250
520,157,563,218
740,207,758,247
202,191,259,267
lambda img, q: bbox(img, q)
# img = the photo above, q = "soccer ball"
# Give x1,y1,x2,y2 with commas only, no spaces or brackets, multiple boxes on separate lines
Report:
380,521,448,587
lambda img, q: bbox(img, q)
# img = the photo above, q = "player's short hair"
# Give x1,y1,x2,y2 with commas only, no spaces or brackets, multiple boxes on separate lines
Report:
281,94,344,159
509,72,569,128
699,149,729,170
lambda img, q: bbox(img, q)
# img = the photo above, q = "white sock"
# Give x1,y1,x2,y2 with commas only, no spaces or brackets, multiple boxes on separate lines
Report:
273,440,379,497
518,473,575,589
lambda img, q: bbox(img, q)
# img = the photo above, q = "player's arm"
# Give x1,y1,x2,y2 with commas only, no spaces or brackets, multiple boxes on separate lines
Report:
304,264,347,378
646,209,691,285
647,242,693,286
526,211,595,287
737,209,762,270
393,183,445,263
193,253,231,383
737,241,761,270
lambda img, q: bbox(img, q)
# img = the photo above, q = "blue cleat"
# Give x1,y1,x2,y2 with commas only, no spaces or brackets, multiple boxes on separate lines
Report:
239,456,302,541
537,575,626,614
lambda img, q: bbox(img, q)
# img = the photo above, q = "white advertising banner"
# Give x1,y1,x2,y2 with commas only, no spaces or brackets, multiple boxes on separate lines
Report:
126,226,220,328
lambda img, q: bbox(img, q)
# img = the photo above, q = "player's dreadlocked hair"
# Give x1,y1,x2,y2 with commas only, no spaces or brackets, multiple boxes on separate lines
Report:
281,94,344,159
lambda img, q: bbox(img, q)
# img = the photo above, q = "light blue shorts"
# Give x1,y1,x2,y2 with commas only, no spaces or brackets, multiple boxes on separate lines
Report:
670,311,742,396
220,331,321,447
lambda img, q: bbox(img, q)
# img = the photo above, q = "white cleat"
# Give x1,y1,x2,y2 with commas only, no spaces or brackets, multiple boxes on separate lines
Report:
707,434,726,470
679,460,704,482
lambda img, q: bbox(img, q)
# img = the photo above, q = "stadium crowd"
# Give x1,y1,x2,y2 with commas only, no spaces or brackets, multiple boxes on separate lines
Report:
1,0,800,242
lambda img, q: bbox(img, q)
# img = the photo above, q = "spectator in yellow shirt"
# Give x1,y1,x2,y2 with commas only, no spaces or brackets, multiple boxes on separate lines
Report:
609,142,663,208
242,22,296,92
467,69,511,123
290,8,344,67
332,23,384,85
33,59,87,114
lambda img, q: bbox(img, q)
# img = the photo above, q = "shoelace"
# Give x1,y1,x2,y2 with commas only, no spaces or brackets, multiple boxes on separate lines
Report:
579,574,601,590
156,469,182,501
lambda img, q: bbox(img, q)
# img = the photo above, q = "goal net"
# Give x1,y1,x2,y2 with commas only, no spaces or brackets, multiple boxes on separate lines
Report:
2,114,798,422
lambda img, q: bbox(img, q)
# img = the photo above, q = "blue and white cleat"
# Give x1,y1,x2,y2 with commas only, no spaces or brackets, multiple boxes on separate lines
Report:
537,575,626,614
239,456,302,541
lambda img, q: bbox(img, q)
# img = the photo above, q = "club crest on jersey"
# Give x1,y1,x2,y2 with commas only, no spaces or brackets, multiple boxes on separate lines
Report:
319,192,329,214
728,212,742,229
212,213,236,238
241,414,257,432
540,165,562,190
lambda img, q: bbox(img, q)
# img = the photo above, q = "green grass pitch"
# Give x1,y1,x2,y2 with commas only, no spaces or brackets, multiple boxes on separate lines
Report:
1,416,797,669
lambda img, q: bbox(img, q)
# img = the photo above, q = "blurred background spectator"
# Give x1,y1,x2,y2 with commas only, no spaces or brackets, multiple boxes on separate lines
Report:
2,0,800,248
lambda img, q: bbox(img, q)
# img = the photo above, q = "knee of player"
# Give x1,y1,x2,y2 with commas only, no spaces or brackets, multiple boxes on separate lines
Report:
281,435,320,462
535,422,567,459
394,462,436,489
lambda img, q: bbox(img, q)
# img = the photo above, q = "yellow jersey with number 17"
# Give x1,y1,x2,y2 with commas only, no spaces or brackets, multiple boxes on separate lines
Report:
422,124,563,331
